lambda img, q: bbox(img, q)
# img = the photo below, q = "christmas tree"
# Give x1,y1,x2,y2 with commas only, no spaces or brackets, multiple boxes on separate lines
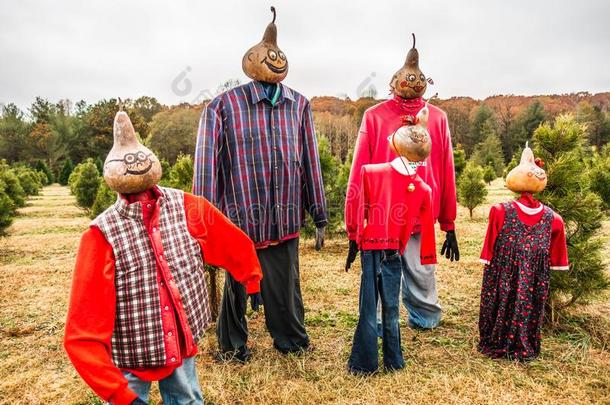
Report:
457,162,488,218
533,114,608,312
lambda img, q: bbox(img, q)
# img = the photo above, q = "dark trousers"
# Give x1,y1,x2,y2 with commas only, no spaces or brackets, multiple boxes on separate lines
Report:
348,250,405,373
216,237,309,353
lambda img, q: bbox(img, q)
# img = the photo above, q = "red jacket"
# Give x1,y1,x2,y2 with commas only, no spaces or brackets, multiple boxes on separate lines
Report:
64,189,262,405
349,162,437,263
346,97,456,239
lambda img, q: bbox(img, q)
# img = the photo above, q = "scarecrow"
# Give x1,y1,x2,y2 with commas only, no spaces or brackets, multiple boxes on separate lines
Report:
345,34,457,330
193,6,327,360
346,105,437,374
64,109,262,405
478,143,568,361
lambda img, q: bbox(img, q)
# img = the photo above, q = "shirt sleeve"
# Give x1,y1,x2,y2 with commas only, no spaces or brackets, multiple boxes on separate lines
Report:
479,204,505,264
63,227,138,405
550,212,570,271
184,193,262,294
345,113,372,240
354,166,369,247
300,100,328,227
438,113,457,232
419,188,438,265
192,101,223,204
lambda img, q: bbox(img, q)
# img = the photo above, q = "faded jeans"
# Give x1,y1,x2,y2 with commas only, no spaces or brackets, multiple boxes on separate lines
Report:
118,356,204,405
348,250,405,373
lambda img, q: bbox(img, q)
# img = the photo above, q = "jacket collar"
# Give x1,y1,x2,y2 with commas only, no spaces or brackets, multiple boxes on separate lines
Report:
248,80,295,105
114,185,165,220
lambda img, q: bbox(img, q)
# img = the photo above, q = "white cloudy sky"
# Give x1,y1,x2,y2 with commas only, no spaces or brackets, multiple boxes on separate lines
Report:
1,0,609,109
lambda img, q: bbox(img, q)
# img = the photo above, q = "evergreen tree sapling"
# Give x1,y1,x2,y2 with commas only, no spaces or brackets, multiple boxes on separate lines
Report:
72,159,101,209
59,158,74,185
453,144,467,180
0,178,16,234
457,162,488,218
533,114,608,309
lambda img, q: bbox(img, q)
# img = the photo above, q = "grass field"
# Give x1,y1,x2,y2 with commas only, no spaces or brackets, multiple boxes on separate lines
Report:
0,181,609,405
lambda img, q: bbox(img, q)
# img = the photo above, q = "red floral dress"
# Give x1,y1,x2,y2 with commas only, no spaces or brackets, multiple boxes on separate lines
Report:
478,202,554,361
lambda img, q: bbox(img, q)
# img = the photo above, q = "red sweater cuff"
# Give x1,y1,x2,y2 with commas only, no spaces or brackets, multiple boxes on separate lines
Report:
110,385,138,405
439,221,455,232
245,279,261,295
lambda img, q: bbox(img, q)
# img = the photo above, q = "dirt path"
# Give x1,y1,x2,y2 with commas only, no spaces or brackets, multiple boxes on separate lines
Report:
0,183,609,405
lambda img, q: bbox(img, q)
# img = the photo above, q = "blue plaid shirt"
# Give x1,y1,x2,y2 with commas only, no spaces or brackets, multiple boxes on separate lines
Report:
193,81,327,246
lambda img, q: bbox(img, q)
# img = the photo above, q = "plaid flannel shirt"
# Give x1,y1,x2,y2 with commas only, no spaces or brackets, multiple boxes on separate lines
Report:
193,81,327,245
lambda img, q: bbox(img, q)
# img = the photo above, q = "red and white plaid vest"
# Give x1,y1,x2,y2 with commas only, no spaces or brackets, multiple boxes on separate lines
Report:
92,187,211,369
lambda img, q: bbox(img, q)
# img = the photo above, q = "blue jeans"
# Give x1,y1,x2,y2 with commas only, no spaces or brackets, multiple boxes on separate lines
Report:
348,250,405,374
120,356,204,404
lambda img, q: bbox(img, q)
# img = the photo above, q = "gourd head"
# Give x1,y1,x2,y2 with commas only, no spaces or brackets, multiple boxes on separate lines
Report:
104,109,162,194
505,143,547,193
242,6,288,83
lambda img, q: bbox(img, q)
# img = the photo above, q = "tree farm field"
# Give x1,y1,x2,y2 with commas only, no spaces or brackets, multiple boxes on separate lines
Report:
0,181,608,405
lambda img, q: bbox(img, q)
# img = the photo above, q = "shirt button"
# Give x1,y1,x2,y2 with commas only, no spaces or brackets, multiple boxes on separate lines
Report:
159,254,163,261
168,331,173,337
171,357,176,362
146,204,152,209
152,227,157,232
164,305,169,311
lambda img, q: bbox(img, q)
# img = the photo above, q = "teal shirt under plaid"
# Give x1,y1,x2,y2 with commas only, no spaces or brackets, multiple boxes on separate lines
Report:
193,81,327,246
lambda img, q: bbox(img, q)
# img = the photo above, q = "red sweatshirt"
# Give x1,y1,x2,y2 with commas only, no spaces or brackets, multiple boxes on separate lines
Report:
64,190,262,405
345,96,456,239
480,196,569,270
348,162,437,264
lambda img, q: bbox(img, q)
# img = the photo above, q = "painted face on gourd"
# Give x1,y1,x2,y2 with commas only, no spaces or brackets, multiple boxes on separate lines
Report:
390,33,432,99
103,110,162,194
242,6,288,83
389,105,432,162
505,143,547,193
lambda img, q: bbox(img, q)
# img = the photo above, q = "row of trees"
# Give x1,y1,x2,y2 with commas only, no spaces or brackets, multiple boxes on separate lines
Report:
0,161,48,233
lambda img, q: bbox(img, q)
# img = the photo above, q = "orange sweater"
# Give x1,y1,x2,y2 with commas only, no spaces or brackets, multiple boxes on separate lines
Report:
64,191,262,405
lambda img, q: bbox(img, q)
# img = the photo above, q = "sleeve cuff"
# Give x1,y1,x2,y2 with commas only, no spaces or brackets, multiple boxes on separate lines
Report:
245,279,261,295
110,386,138,405
421,255,437,265
439,222,455,232
479,258,490,265
550,265,569,271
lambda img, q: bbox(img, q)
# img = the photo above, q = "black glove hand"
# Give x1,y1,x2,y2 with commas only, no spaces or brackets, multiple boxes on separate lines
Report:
440,230,460,262
249,292,263,311
315,226,325,251
345,240,359,272
131,398,147,405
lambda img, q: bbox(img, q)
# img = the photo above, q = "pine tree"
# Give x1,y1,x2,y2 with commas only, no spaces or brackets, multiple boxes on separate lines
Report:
483,164,496,185
589,145,610,210
505,100,545,161
0,162,26,207
471,128,505,177
94,157,104,175
0,178,16,235
72,160,101,209
453,144,467,180
533,114,608,311
59,158,74,185
90,181,116,218
167,154,194,192
34,160,54,184
457,162,488,218
465,104,497,156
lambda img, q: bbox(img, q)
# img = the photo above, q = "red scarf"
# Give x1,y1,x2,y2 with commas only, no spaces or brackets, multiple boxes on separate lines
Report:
389,95,425,124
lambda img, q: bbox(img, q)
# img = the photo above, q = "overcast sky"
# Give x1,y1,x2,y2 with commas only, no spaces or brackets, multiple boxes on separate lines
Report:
1,0,609,110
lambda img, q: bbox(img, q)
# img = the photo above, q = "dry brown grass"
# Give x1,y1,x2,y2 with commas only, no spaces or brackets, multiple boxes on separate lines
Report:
0,181,609,405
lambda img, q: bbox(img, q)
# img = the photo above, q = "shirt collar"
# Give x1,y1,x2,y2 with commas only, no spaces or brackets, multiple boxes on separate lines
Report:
248,80,295,105
115,185,165,219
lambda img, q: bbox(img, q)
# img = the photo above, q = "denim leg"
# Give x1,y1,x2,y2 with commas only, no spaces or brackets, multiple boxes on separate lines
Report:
379,251,405,371
401,233,442,329
117,371,152,404
158,357,204,405
348,251,380,373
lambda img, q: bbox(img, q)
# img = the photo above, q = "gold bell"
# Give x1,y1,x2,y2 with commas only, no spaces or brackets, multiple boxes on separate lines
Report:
408,183,415,192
